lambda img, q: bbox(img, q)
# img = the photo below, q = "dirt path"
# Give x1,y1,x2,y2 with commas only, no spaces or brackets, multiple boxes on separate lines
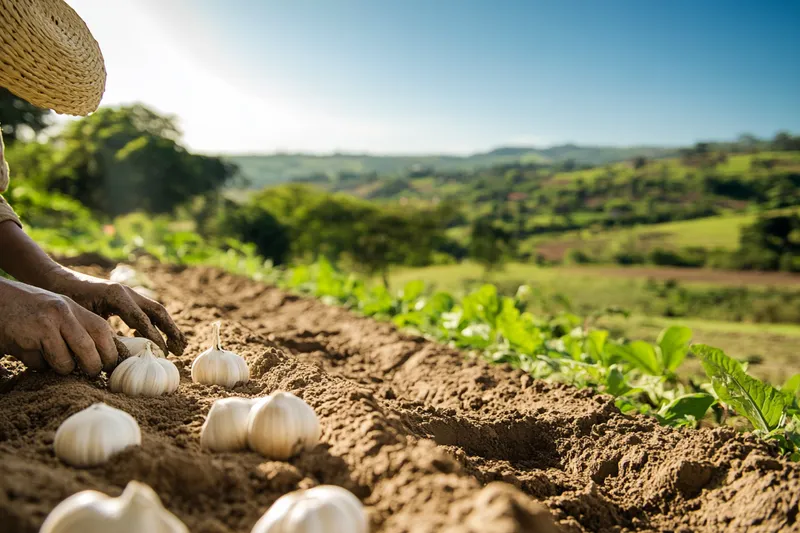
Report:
1,264,799,532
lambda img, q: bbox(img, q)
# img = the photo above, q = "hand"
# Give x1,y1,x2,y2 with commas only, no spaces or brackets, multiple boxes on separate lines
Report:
0,278,129,375
39,266,187,356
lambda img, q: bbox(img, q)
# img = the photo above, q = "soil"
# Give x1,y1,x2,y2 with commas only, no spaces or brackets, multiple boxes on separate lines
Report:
2,263,800,533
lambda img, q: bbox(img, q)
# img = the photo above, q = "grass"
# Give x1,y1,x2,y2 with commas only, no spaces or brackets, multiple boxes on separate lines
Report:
389,261,796,293
529,206,800,258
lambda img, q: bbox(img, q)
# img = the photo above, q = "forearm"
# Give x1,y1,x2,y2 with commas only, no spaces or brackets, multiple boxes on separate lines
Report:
0,220,63,288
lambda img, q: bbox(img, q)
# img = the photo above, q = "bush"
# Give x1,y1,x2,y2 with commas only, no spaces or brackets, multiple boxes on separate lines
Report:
649,247,707,268
613,250,647,265
565,248,593,264
217,203,291,265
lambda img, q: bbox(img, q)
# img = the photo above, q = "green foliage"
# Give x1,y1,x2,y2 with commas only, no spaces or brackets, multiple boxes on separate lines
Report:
229,183,455,279
8,104,237,217
695,344,787,432
216,199,291,264
469,216,515,273
656,393,716,426
732,214,800,272
0,88,51,144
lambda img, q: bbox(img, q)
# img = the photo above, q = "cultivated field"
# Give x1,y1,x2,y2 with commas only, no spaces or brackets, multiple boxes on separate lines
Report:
1,264,799,532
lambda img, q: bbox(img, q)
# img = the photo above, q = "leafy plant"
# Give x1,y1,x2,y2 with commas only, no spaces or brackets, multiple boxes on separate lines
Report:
695,344,787,432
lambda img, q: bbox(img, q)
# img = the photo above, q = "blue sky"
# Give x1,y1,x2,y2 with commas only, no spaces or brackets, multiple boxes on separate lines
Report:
66,0,799,154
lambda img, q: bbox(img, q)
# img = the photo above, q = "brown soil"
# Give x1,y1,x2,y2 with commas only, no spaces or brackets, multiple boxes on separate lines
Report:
2,264,800,533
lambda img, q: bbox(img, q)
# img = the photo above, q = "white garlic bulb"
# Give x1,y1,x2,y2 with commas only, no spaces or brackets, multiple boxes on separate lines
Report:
247,391,321,460
40,480,188,533
109,343,180,397
250,485,368,533
116,336,165,357
109,264,152,288
54,403,141,467
200,397,258,452
191,321,249,388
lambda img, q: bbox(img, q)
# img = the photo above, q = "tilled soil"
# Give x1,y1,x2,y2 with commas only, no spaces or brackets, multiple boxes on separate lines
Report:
1,264,799,533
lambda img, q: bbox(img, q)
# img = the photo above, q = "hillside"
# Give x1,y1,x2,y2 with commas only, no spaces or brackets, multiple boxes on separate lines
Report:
225,144,678,189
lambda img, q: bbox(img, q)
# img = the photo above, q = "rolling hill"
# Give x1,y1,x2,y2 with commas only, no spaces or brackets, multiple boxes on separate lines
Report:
224,144,679,189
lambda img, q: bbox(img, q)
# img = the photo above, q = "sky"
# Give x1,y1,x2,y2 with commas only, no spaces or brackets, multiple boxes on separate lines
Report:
64,0,800,155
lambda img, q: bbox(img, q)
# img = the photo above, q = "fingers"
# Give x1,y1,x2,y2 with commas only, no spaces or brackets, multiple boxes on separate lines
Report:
40,334,76,376
75,309,122,371
135,294,187,355
114,337,132,360
13,350,48,371
110,289,170,356
59,312,103,377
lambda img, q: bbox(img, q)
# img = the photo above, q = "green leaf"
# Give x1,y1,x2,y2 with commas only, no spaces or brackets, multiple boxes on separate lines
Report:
496,299,543,354
400,280,426,302
604,365,631,396
461,285,501,326
658,393,715,424
696,344,787,432
423,292,455,316
392,312,427,328
782,374,800,396
585,330,609,365
657,326,692,373
613,341,661,375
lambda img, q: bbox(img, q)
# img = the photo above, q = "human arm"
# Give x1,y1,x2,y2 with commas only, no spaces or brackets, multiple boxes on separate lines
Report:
0,275,121,375
0,220,187,356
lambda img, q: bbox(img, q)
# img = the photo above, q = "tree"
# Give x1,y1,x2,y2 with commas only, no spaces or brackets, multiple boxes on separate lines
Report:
14,104,236,216
216,200,291,265
469,216,515,274
772,131,800,152
0,88,52,144
734,214,800,271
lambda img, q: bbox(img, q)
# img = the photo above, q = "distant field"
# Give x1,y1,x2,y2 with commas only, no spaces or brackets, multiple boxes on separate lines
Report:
548,151,800,185
531,207,800,261
389,261,800,292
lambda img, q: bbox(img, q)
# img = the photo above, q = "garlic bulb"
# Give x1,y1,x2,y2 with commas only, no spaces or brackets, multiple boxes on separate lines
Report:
109,264,151,288
250,485,368,533
191,322,249,388
116,336,165,357
247,391,321,460
54,403,141,467
200,397,258,452
40,480,188,533
109,343,180,397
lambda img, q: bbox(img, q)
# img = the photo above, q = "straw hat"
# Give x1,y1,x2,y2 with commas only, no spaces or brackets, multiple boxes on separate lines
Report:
0,0,106,116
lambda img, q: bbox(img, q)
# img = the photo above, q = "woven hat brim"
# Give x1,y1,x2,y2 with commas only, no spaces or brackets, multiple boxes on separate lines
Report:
0,0,106,116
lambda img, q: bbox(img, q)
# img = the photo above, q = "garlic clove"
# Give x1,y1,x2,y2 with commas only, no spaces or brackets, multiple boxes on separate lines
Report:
250,485,368,533
116,336,165,358
109,344,180,397
54,403,141,468
191,322,249,388
247,391,321,460
200,397,258,452
40,480,188,533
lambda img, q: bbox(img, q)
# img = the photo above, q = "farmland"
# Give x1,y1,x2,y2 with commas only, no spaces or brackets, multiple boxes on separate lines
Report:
3,263,800,532
2,98,800,532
